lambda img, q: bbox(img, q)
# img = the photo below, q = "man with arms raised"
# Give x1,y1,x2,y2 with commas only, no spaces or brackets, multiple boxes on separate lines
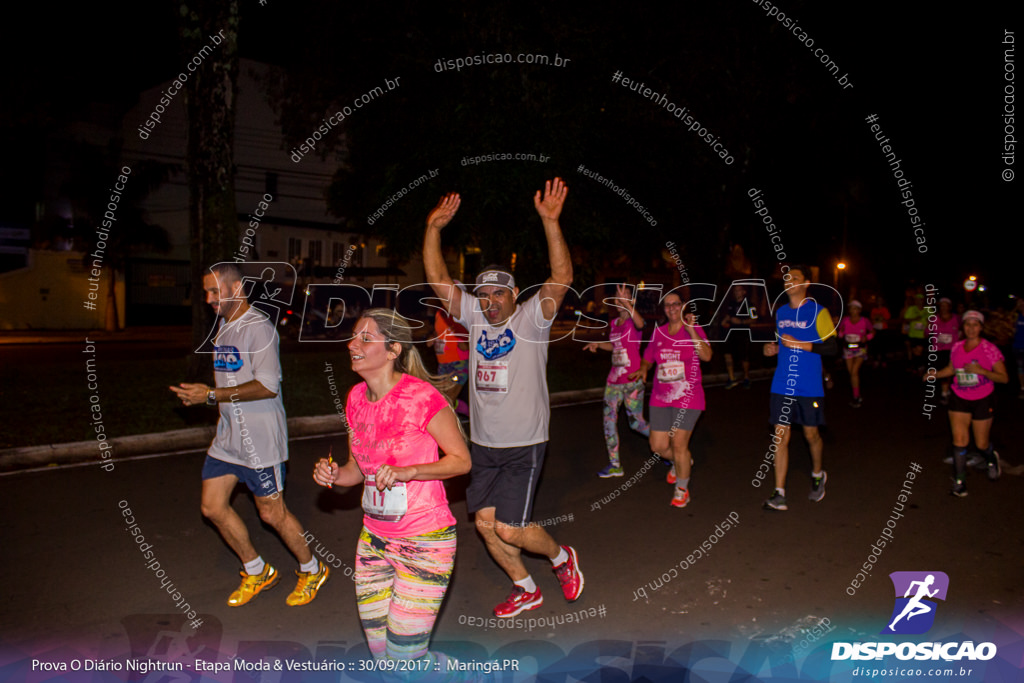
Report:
171,263,328,606
422,178,584,617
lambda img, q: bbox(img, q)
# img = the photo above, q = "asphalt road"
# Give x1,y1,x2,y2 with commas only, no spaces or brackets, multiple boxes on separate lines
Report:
1,367,1022,682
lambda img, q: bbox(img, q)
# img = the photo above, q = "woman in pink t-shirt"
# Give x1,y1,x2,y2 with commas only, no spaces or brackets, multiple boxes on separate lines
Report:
630,291,712,509
837,300,874,407
313,309,470,665
930,311,1007,497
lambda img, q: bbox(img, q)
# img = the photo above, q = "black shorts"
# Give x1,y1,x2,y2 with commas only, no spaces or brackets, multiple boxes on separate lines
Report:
724,334,750,362
467,442,547,526
769,393,825,428
948,392,995,421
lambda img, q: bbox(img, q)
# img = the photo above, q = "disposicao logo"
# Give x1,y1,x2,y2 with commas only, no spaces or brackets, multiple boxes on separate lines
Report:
832,571,997,662
882,571,948,635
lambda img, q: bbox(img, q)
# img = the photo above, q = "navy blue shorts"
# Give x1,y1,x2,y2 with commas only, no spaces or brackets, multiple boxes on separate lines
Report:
769,393,825,428
202,456,285,497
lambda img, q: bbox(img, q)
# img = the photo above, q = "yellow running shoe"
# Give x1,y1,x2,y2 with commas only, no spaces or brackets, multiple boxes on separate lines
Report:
228,564,279,607
286,562,330,606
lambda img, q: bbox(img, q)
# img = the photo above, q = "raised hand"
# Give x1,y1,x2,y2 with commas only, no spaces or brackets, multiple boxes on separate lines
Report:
533,177,568,222
426,193,461,232
614,283,634,308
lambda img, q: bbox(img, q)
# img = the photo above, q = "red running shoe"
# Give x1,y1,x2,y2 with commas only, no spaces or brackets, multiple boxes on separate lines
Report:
493,586,543,618
553,545,584,602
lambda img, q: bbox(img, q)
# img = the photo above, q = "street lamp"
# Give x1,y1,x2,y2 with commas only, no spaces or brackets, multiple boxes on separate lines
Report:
834,261,847,290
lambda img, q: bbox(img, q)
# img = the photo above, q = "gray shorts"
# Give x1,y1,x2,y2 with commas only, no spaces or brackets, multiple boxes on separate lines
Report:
649,406,701,433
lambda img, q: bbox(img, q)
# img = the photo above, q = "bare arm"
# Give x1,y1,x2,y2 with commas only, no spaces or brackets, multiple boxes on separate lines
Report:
927,363,954,380
629,359,653,383
685,313,713,363
423,193,463,319
613,283,645,330
313,441,365,488
373,407,472,490
965,359,1008,384
533,178,573,321
170,379,275,406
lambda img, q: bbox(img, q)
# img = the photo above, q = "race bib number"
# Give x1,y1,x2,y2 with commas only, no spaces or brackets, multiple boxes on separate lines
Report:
657,360,687,382
436,338,446,354
475,360,509,393
611,348,630,367
873,321,885,330
845,334,862,343
912,321,925,331
938,333,953,345
955,368,979,388
362,475,408,522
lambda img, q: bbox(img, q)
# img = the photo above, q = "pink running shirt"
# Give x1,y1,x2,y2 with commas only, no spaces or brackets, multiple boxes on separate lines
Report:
642,323,708,409
346,373,456,537
607,316,644,385
950,339,1003,401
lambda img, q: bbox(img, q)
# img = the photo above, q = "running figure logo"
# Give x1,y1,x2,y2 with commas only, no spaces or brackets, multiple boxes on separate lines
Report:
881,571,949,635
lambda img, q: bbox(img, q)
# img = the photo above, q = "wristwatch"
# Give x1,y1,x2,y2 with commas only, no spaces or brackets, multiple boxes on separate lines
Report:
206,389,217,406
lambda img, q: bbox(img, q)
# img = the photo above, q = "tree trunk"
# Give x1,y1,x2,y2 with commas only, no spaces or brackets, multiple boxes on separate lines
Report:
104,265,118,331
180,0,240,381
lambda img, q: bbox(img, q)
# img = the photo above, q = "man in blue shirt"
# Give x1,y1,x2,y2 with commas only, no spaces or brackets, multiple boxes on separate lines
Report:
762,265,838,511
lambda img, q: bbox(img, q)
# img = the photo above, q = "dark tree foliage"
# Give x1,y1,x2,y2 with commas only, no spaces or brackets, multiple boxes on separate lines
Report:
258,2,897,296
180,0,241,379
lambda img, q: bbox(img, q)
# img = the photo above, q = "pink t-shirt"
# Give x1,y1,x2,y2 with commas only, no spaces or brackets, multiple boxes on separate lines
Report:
950,339,1003,401
346,373,456,538
934,315,959,351
838,317,874,345
606,316,644,385
642,323,708,409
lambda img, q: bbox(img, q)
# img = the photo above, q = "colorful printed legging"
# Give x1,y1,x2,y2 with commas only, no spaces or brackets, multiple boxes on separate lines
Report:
355,525,457,661
603,380,650,466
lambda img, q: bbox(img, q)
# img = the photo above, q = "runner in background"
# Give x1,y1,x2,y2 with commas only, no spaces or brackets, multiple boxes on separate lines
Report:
720,284,754,389
630,291,712,508
933,298,960,405
762,265,837,512
928,310,1008,497
869,296,892,368
583,283,650,478
1013,297,1024,399
433,307,470,416
903,292,927,373
837,301,873,407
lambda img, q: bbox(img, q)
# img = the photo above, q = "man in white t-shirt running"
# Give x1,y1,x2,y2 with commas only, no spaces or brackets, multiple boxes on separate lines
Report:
171,263,328,607
422,178,584,618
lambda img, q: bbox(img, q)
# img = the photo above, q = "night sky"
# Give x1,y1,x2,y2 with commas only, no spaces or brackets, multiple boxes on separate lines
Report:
3,1,1017,305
